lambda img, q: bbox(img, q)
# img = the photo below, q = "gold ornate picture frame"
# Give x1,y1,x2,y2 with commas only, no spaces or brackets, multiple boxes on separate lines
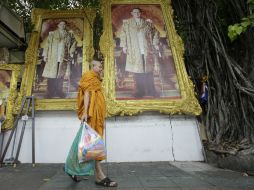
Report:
0,64,21,130
17,8,96,110
100,0,201,116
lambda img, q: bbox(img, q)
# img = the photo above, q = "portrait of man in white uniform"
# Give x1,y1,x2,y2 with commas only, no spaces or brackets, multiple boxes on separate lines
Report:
112,5,180,100
120,8,160,98
33,19,84,99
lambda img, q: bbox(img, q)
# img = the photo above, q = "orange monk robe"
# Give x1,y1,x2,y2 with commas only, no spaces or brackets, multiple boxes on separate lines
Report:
77,70,106,137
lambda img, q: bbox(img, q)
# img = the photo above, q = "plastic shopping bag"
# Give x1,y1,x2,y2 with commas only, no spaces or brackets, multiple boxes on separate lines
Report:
78,122,106,163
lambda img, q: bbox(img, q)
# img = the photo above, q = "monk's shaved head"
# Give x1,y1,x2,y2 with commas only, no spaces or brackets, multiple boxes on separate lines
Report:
92,60,101,68
92,60,103,75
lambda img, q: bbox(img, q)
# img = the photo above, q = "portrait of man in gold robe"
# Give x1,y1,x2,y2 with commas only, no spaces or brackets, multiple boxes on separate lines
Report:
33,18,84,99
112,5,180,100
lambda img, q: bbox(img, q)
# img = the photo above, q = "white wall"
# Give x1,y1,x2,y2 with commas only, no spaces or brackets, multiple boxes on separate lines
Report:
0,111,204,163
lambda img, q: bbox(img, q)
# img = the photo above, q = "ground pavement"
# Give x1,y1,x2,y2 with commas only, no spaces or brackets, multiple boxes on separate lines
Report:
0,162,254,190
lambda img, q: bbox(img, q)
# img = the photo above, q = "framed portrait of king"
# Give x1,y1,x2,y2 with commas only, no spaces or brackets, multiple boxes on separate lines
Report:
17,9,95,110
100,0,201,116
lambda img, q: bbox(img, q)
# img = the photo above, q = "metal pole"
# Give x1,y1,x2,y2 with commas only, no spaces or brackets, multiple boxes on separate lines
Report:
104,120,108,176
0,133,4,158
31,96,35,167
13,98,31,167
0,97,26,165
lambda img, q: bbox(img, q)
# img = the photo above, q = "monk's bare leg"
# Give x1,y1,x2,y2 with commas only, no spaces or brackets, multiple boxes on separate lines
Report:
95,161,106,180
95,161,117,186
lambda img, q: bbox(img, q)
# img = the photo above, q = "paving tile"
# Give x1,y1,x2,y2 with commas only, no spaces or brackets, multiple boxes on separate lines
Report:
111,176,143,189
181,187,220,190
218,188,254,190
160,170,190,177
138,176,179,188
195,170,246,179
144,188,182,190
196,177,253,189
170,176,212,187
171,161,219,172
0,164,60,190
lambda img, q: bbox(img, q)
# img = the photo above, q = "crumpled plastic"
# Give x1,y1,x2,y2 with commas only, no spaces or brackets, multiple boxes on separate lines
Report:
78,122,106,163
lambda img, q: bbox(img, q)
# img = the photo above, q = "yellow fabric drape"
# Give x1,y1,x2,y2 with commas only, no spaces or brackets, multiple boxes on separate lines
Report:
77,71,106,137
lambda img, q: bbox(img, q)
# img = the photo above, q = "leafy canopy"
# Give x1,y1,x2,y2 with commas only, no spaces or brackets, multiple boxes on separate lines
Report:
228,0,254,41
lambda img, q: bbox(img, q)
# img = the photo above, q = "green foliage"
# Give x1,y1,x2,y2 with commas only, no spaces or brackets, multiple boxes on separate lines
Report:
228,0,254,41
5,0,101,32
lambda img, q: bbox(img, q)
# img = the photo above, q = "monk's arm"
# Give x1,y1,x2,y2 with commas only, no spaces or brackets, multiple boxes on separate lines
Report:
82,90,90,122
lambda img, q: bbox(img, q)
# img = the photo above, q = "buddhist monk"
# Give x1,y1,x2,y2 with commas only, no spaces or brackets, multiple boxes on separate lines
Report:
64,60,117,187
